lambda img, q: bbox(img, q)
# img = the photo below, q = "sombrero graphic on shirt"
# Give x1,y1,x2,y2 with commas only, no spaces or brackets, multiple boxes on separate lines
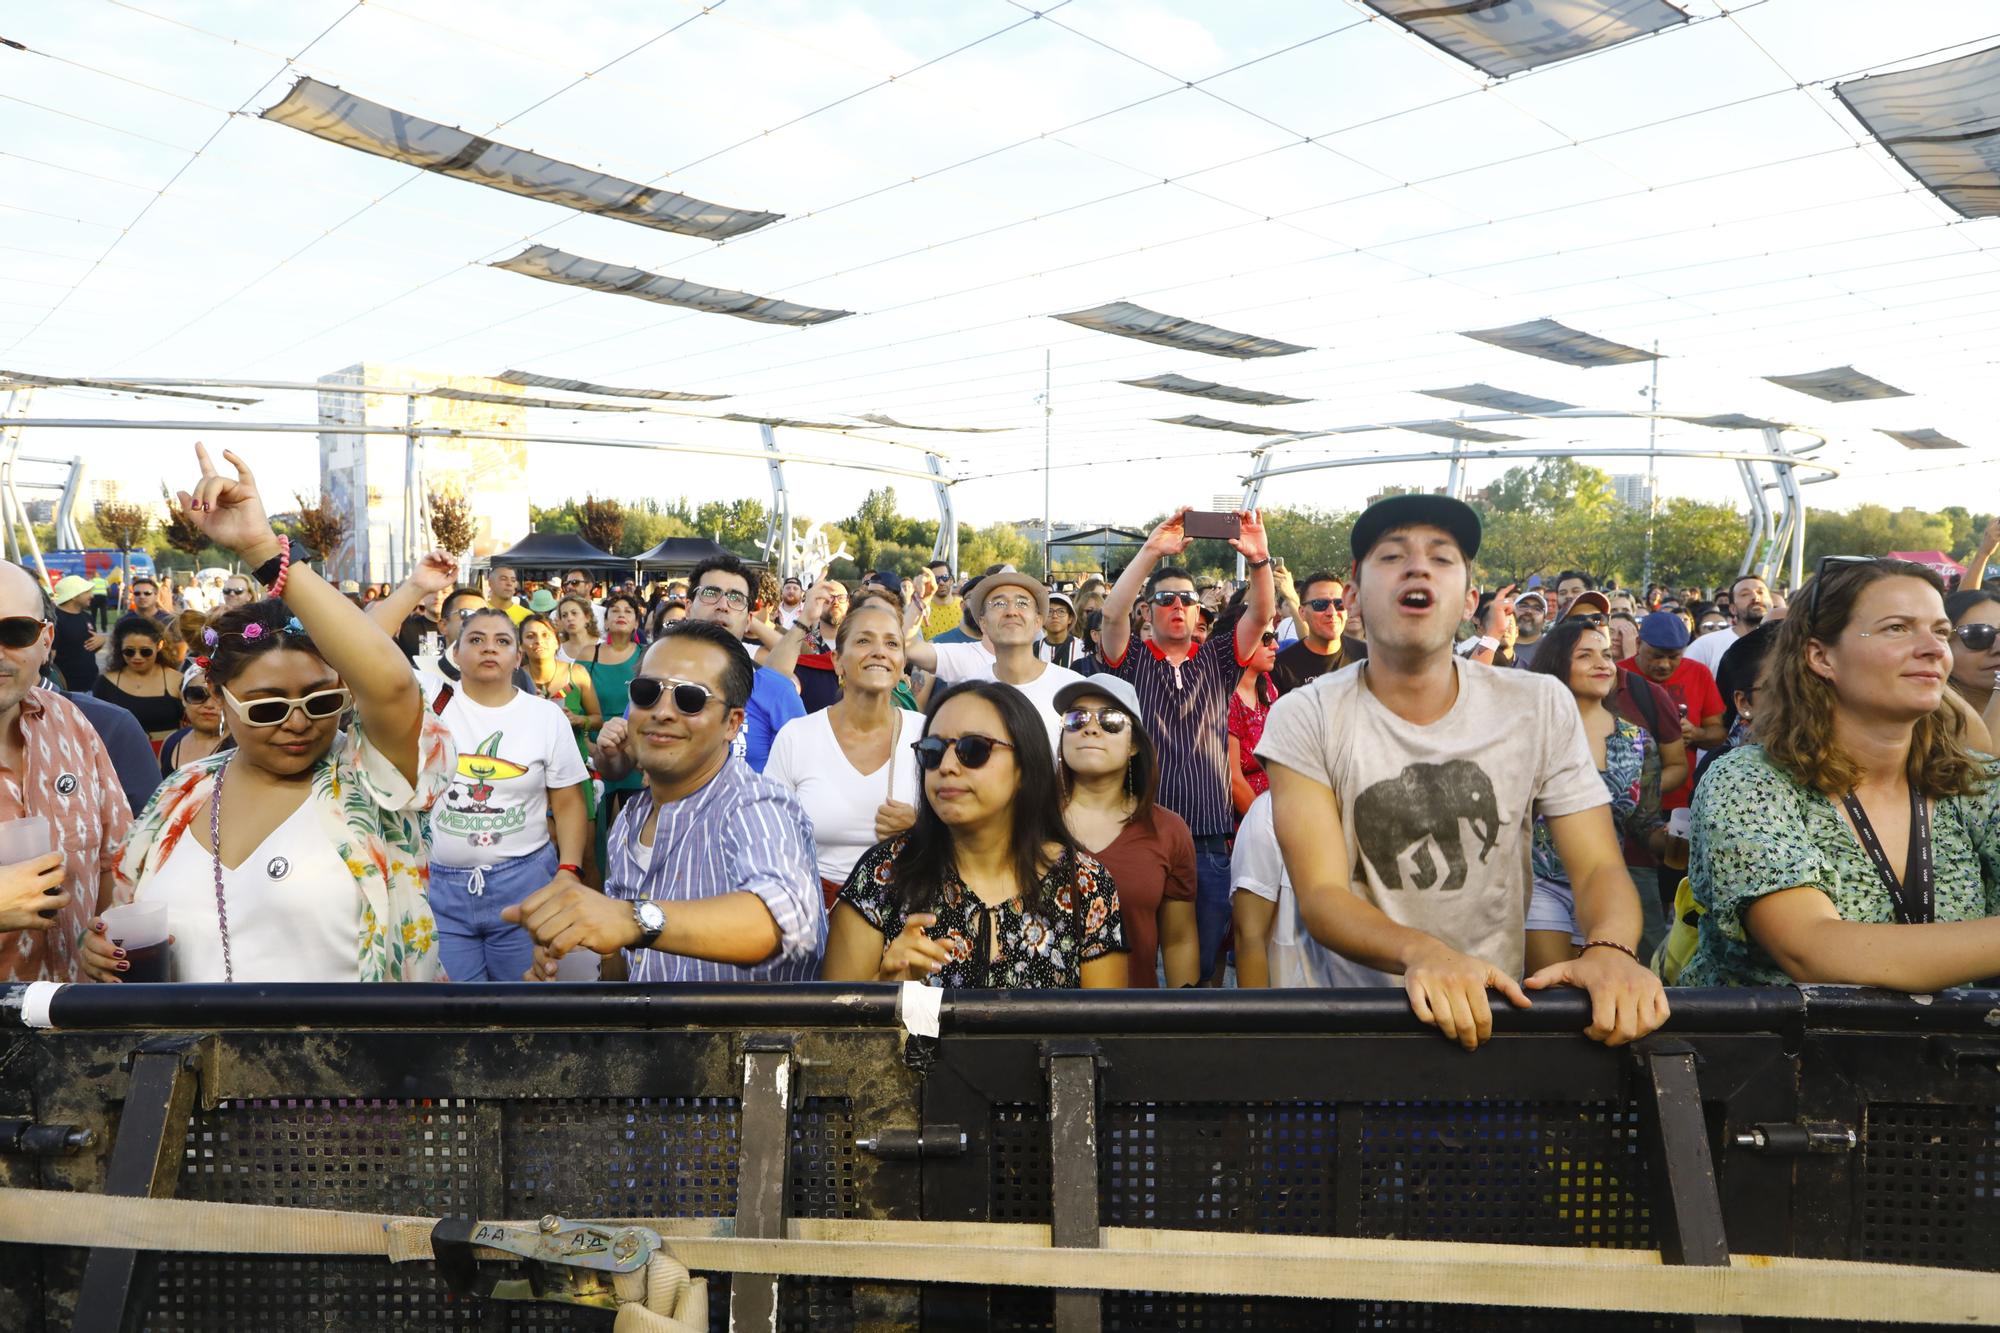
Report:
454,732,527,808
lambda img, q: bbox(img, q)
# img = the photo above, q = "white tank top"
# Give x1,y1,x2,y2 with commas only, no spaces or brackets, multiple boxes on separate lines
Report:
136,798,360,983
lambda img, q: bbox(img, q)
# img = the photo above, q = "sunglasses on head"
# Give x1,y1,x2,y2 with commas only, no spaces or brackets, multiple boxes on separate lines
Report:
221,685,350,728
1060,706,1130,734
912,734,1015,770
0,616,45,650
1150,591,1198,607
628,675,722,716
1568,613,1607,628
1304,597,1344,613
1806,555,1879,622
1954,622,1999,653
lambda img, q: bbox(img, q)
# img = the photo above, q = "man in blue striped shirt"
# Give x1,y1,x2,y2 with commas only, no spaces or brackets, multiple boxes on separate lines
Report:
505,620,825,982
1099,507,1275,981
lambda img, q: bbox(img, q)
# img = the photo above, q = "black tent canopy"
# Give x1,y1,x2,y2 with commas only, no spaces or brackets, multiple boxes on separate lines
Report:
478,531,625,573
631,536,750,572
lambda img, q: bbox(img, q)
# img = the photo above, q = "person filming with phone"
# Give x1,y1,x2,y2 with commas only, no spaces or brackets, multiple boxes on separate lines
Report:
1098,505,1276,982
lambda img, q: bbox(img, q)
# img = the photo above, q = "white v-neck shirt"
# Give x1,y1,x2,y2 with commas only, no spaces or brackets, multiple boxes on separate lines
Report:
136,798,359,982
764,709,925,885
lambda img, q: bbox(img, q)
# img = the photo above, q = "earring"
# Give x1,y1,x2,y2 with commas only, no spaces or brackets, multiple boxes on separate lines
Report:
1124,761,1135,797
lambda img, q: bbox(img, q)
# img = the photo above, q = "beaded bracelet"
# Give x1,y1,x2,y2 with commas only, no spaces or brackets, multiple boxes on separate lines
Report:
265,535,293,599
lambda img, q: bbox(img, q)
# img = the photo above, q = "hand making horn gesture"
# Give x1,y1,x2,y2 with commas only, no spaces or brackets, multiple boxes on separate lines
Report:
175,442,282,563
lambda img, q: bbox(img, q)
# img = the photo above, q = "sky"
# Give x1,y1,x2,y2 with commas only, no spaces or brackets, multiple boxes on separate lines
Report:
3,0,1998,544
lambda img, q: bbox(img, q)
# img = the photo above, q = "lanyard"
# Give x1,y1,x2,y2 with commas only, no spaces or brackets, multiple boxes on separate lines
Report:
1839,785,1933,925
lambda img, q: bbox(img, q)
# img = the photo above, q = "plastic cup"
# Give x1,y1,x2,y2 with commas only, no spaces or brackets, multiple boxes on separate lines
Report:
101,902,171,983
0,815,50,865
1667,808,1692,840
554,947,601,981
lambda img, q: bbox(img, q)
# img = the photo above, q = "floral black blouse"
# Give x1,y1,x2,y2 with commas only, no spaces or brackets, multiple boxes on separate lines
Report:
838,836,1127,988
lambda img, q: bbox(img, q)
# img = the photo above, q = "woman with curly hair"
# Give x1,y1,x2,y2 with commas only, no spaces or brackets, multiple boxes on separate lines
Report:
92,615,183,750
80,444,453,984
1682,557,2000,988
820,681,1128,988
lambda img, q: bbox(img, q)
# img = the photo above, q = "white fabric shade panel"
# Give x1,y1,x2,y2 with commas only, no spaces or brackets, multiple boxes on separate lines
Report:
1361,0,1690,80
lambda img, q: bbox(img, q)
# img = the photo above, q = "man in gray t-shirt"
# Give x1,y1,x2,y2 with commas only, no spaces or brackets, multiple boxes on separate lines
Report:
1255,494,1669,1050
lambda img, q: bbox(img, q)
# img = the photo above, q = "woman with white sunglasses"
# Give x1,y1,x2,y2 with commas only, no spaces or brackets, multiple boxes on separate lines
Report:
82,444,454,984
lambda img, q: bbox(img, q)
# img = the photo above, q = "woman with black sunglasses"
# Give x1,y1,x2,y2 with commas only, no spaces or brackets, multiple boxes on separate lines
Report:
1681,557,2000,990
82,444,454,985
158,664,230,775
93,615,183,751
821,681,1128,988
1944,589,2000,741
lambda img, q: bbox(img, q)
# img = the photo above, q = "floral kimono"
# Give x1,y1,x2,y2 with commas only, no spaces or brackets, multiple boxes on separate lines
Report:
112,714,454,982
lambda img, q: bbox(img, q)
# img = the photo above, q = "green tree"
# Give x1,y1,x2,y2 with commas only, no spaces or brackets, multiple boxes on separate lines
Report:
959,521,1037,577
1260,506,1356,579
1637,498,1748,589
617,508,696,557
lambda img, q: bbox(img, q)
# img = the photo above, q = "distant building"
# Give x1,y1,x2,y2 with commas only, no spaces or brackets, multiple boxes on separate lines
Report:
23,499,55,525
1612,473,1655,511
316,364,532,585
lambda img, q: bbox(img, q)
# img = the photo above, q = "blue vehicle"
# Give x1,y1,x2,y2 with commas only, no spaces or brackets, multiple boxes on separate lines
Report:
35,548,156,584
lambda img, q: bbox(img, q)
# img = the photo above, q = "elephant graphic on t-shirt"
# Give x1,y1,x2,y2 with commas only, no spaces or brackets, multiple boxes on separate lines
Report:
1352,759,1500,893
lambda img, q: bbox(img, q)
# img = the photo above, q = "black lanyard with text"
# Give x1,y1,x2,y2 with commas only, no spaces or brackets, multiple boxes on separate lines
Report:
1840,786,1933,925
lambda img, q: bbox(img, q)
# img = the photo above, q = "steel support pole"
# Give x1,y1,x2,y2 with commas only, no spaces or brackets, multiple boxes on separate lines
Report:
760,425,793,582
1735,461,1769,579
928,453,958,577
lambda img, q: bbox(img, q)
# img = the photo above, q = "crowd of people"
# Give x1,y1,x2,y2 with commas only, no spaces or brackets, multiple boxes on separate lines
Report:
0,443,1993,1051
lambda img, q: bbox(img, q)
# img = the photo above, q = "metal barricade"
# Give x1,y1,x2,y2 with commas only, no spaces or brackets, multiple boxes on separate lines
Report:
0,983,1994,1332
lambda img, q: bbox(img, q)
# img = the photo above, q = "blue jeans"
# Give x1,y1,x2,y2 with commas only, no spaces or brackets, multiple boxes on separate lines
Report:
1193,834,1233,985
429,843,558,982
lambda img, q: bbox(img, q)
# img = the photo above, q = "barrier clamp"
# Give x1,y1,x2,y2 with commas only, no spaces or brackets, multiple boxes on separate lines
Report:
0,1117,93,1156
1730,1122,1857,1155
855,1124,969,1160
1927,1037,2000,1076
432,1215,656,1310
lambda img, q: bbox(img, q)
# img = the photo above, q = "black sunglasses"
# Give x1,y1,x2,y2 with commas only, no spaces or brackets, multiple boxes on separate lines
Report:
0,616,45,650
1060,707,1130,734
181,684,212,704
1304,597,1344,613
121,644,156,659
1150,591,1198,607
628,675,721,716
1954,622,1999,653
913,734,1015,770
1567,613,1607,628
1260,631,1279,646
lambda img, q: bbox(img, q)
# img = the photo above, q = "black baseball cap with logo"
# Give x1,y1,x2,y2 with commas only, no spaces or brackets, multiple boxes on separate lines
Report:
1349,494,1483,563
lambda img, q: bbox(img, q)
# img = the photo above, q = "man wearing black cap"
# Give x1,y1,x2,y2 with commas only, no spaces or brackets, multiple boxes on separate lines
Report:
1098,507,1276,981
1255,494,1667,1050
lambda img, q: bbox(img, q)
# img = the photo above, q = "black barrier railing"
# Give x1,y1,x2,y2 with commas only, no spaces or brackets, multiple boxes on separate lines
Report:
0,984,1995,1333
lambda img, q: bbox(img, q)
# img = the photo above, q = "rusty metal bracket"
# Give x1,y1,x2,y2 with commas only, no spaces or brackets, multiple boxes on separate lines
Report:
432,1214,654,1310
73,1035,206,1333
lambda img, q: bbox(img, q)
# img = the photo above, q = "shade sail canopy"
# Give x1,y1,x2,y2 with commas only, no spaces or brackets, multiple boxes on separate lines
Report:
1764,365,1911,402
425,386,645,412
1419,384,1576,415
483,531,624,572
1398,421,1526,443
632,536,742,570
1362,0,1689,80
0,370,259,404
492,246,853,326
1122,373,1310,406
721,413,856,431
850,413,1010,433
1158,414,1295,436
1669,413,1789,431
1459,319,1660,367
262,78,781,240
495,370,728,402
1835,45,2000,220
1880,428,1966,450
1055,302,1311,359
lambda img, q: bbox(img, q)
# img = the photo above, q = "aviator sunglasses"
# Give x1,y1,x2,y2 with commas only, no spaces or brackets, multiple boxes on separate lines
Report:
628,675,722,716
912,734,1015,770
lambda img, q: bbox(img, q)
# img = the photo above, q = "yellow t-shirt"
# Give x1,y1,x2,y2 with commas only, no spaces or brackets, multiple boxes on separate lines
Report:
922,597,963,640
499,603,531,625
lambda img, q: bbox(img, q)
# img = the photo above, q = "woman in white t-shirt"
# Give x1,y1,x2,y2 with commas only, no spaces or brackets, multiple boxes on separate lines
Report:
765,601,922,906
426,608,591,980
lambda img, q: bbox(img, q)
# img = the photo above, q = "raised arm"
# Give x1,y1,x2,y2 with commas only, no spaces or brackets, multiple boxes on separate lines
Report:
1230,511,1276,662
1969,517,2000,590
177,443,425,783
365,551,457,641
767,582,840,678
1101,507,1190,665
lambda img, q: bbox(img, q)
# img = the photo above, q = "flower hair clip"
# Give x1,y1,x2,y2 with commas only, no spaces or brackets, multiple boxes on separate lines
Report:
283,616,305,636
192,655,211,671
241,623,265,642
202,628,219,647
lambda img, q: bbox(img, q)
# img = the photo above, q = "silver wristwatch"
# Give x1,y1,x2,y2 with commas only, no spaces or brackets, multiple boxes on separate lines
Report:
631,900,666,950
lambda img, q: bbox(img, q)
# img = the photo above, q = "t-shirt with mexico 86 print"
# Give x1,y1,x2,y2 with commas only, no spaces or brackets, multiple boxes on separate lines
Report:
1253,658,1607,981
429,686,589,868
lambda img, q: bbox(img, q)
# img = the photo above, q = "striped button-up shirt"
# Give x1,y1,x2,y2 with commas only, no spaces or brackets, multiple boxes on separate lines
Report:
1104,635,1244,838
604,756,825,982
